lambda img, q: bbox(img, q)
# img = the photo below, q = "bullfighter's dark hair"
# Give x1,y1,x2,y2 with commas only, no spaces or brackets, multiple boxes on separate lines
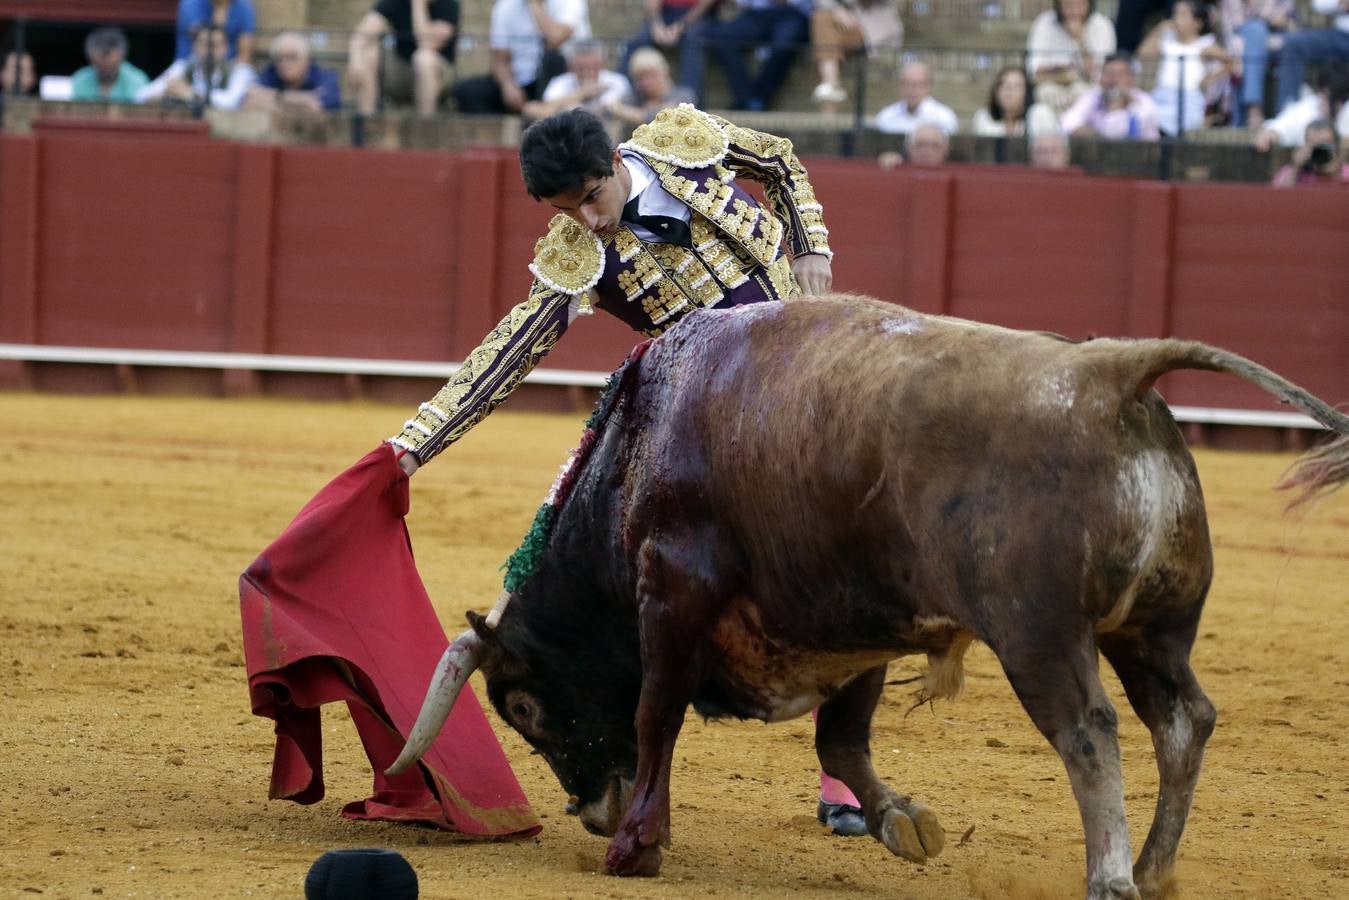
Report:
519,109,616,201
986,65,1036,123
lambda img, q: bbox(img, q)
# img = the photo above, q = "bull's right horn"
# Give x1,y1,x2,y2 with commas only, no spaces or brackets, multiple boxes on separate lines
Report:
385,627,485,776
384,591,514,777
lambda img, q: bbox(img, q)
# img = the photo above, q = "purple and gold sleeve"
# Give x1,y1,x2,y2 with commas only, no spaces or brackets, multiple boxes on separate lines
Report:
388,282,573,465
713,117,833,261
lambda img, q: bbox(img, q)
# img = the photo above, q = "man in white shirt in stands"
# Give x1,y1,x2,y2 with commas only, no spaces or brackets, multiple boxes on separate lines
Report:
523,39,629,119
871,62,959,135
454,0,591,114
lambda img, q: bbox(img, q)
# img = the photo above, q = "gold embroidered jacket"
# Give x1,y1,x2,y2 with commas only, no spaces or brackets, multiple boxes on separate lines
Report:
390,105,833,465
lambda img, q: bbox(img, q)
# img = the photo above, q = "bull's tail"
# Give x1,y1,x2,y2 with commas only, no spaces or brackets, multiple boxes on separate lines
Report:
1124,340,1349,509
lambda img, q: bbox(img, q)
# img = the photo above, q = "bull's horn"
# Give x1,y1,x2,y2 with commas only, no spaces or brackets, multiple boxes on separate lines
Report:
385,627,485,776
484,588,511,628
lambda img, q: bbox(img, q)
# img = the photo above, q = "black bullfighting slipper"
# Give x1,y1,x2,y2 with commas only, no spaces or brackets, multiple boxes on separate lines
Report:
816,800,868,837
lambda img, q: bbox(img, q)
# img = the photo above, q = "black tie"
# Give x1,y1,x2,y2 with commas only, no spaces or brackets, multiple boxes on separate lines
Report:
622,197,692,249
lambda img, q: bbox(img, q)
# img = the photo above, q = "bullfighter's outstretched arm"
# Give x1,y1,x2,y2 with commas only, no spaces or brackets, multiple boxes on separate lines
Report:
710,115,833,263
388,281,575,470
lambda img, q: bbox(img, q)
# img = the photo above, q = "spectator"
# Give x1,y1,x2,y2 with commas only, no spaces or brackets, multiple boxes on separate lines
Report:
348,0,460,117
872,61,958,134
454,0,589,115
1218,0,1295,127
138,24,255,109
1027,0,1118,115
1060,51,1161,139
71,28,149,103
1271,118,1347,184
810,0,903,106
1254,66,1349,148
971,65,1060,137
176,0,256,63
1139,0,1233,135
1272,0,1349,114
245,31,341,113
619,0,717,104
524,39,628,119
1114,0,1171,54
1031,129,1073,168
606,46,696,125
706,0,811,111
1,48,36,96
877,121,949,169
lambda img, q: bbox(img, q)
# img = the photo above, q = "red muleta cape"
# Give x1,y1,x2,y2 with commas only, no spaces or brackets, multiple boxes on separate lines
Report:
238,444,539,837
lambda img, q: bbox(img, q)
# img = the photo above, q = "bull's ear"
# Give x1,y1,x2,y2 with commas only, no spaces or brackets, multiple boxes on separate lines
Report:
465,609,499,644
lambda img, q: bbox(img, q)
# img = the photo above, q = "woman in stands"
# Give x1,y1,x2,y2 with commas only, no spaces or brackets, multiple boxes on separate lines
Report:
971,65,1061,137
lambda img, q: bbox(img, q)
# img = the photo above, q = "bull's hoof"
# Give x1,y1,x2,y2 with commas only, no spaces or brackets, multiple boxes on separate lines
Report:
817,800,868,837
604,840,663,877
1088,876,1141,900
879,801,944,863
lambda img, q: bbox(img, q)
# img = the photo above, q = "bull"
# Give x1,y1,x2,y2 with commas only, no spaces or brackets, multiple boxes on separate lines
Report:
386,296,1347,899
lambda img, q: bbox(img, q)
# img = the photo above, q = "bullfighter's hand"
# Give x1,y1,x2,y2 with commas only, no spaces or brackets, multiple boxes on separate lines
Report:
792,253,833,296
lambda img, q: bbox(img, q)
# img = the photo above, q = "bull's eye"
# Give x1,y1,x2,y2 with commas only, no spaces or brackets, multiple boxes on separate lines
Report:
503,689,544,738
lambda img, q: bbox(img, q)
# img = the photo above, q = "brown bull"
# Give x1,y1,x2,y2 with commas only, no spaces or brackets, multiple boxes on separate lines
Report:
388,296,1348,899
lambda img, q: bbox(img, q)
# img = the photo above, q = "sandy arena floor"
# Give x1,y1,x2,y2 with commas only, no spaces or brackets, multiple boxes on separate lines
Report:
1,392,1346,899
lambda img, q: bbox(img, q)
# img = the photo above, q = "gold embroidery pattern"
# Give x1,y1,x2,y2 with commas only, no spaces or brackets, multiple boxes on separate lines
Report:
712,115,833,261
391,282,570,462
529,214,604,296
618,104,729,169
765,254,800,301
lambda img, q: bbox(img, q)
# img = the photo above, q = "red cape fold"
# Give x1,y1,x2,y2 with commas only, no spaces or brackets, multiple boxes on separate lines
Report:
238,444,540,837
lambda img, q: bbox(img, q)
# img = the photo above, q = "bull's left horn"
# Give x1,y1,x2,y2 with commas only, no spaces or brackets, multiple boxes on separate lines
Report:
385,628,484,776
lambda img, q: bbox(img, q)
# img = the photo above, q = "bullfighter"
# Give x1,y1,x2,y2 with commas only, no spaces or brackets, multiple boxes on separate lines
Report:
387,105,867,835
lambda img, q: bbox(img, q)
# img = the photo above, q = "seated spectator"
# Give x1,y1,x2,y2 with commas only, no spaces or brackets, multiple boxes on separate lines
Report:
1272,0,1349,115
1140,0,1232,134
71,28,149,103
1027,0,1118,115
245,31,341,113
1,49,37,96
1218,0,1294,127
877,121,950,169
872,61,958,134
606,46,695,125
455,0,589,115
810,0,903,106
1255,66,1349,149
1060,51,1161,139
1271,118,1347,185
349,0,459,117
523,39,628,119
1031,129,1073,168
707,0,811,111
620,0,716,105
177,0,256,63
971,65,1060,137
138,25,255,109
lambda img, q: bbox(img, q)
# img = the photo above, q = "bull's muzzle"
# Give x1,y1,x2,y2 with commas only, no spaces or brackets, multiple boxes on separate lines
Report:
578,775,634,837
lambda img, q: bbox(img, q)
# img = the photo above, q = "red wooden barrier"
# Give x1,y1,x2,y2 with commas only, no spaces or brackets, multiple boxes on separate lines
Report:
0,131,1345,414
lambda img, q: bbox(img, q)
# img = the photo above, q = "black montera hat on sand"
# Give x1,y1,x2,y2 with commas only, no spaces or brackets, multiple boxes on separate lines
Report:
305,848,418,900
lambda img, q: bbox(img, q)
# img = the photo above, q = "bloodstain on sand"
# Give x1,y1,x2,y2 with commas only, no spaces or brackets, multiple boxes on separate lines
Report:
1,394,1345,899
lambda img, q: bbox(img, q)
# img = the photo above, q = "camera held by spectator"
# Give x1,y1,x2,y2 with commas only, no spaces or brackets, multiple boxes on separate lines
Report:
1271,119,1347,186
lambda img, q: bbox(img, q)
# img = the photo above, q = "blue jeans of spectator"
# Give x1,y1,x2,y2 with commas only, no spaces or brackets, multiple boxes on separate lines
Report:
1275,28,1349,113
621,8,713,105
709,6,810,111
1231,19,1271,126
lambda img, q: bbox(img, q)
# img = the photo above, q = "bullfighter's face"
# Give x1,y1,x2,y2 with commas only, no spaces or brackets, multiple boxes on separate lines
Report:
543,149,632,239
481,635,641,837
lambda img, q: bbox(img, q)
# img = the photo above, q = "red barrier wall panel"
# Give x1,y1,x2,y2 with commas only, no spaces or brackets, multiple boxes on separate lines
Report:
797,159,914,305
267,147,461,361
1165,183,1349,411
948,171,1134,336
35,135,238,350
